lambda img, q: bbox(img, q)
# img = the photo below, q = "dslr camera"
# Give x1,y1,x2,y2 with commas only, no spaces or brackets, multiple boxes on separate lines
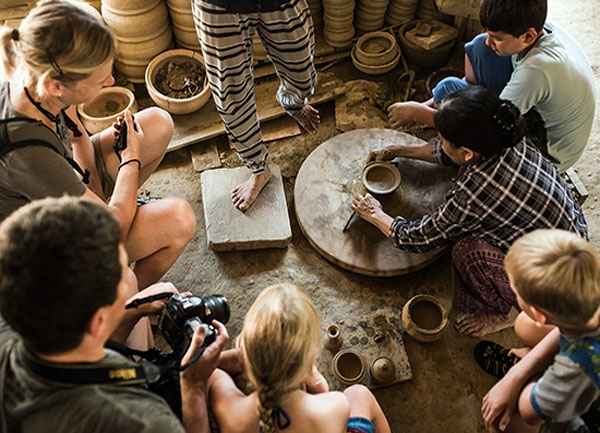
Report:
157,293,230,360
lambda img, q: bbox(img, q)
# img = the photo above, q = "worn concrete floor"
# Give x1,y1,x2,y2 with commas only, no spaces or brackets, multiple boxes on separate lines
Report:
142,1,600,432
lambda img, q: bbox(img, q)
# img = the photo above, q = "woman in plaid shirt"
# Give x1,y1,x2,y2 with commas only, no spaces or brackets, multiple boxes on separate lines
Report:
352,86,587,338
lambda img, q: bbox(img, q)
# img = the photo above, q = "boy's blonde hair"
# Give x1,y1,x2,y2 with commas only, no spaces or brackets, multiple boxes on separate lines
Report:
0,0,116,92
505,229,600,326
238,283,322,433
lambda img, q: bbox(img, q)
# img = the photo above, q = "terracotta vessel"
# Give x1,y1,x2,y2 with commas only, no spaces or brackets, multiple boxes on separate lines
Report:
402,294,448,343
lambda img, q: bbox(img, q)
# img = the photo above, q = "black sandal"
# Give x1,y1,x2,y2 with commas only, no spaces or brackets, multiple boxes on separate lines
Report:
474,340,516,379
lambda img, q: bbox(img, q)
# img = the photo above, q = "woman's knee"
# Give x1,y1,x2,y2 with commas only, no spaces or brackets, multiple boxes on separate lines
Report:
138,106,174,145
162,197,197,243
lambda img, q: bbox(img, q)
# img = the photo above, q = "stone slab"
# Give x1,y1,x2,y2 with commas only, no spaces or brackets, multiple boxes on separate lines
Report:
405,21,458,51
317,308,412,390
201,164,291,251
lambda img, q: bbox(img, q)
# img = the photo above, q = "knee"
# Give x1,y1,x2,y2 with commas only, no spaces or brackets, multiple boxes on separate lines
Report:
140,106,174,143
432,77,469,103
163,197,197,244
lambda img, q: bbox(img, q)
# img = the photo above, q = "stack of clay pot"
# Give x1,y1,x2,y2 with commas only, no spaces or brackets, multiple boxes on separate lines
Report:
322,0,355,48
384,0,419,26
307,0,324,30
354,0,389,33
415,0,454,24
166,0,202,51
101,0,173,83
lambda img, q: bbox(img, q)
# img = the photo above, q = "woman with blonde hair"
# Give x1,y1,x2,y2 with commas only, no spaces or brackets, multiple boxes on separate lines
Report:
208,283,390,433
0,0,195,294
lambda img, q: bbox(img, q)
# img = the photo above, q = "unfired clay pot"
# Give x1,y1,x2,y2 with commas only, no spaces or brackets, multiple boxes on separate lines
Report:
402,294,448,343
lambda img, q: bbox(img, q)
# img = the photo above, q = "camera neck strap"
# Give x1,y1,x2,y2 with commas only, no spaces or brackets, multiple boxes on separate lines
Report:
16,342,164,388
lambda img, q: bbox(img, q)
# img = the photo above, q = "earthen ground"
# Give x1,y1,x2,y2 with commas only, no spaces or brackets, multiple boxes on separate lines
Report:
142,1,600,432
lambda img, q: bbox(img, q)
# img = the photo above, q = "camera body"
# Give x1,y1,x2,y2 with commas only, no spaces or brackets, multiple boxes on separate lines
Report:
157,294,230,360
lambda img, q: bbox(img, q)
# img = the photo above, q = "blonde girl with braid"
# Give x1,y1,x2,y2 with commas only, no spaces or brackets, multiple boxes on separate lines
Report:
208,283,391,433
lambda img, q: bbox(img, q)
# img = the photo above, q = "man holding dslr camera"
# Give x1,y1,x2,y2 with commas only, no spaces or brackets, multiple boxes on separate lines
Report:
0,196,228,432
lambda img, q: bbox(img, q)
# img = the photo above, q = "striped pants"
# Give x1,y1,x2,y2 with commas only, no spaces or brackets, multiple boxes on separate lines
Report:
192,0,317,174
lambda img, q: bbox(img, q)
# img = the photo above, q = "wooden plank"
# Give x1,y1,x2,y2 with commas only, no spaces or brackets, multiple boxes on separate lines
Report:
190,139,221,172
167,71,346,152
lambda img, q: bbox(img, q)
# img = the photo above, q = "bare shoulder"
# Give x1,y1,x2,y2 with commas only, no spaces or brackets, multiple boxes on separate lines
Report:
295,391,351,433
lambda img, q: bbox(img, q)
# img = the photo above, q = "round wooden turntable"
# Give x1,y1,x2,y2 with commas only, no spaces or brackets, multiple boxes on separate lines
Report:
294,128,456,277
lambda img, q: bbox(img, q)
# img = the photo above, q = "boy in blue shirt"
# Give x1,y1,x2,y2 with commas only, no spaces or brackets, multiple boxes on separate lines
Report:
388,0,596,172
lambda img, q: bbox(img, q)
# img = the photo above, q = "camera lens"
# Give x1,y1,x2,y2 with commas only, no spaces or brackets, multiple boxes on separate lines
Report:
201,295,230,324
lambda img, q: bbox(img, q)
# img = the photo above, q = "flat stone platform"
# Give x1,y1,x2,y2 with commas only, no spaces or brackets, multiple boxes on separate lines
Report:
201,164,291,251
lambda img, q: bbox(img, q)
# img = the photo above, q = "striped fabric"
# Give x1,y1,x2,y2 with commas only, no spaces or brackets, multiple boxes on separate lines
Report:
192,0,317,173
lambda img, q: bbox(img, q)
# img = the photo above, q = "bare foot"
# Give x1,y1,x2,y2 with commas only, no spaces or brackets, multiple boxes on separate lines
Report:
454,308,519,337
293,104,320,134
231,165,272,211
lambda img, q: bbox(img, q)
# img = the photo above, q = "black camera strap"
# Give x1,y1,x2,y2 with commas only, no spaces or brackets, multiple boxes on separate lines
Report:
17,342,163,388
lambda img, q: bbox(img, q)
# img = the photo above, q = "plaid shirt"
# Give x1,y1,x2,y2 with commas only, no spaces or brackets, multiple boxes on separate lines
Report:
390,138,588,253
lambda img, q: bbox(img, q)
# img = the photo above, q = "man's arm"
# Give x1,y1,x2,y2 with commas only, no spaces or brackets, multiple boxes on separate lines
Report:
482,328,560,432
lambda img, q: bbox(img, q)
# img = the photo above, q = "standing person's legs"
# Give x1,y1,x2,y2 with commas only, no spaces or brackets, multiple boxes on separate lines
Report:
451,236,519,336
258,0,320,133
193,1,270,211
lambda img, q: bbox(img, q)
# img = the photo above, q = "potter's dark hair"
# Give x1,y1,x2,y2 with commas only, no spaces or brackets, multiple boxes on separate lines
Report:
0,196,122,355
480,0,547,36
434,86,526,157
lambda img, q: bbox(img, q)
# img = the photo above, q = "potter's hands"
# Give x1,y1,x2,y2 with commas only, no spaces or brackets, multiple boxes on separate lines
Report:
351,193,395,237
367,148,396,163
352,193,384,223
387,101,423,129
303,364,329,394
481,377,520,432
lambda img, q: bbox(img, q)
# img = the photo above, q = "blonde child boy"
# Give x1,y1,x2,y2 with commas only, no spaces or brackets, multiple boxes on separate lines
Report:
481,229,600,433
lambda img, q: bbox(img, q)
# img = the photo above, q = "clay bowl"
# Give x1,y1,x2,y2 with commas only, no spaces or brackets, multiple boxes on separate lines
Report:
361,161,402,195
351,44,401,75
401,294,448,343
332,349,367,385
145,49,211,115
77,86,137,134
355,31,399,66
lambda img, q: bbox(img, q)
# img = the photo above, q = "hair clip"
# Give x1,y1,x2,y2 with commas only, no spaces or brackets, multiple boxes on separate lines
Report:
46,50,64,76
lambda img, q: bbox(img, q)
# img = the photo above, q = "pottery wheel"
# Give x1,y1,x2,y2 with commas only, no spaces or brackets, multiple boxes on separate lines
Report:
294,128,456,277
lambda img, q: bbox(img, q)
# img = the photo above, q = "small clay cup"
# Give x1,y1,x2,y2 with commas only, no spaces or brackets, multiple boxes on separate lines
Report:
361,162,401,195
401,294,448,343
332,349,367,385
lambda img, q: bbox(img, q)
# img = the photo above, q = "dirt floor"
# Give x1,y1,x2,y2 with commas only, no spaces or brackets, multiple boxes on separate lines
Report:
140,1,600,432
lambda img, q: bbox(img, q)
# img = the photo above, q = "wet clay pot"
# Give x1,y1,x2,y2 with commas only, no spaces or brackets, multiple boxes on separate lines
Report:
402,294,448,342
361,162,401,194
332,350,366,385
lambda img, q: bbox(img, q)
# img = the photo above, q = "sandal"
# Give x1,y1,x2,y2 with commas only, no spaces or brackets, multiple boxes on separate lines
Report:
474,340,516,379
